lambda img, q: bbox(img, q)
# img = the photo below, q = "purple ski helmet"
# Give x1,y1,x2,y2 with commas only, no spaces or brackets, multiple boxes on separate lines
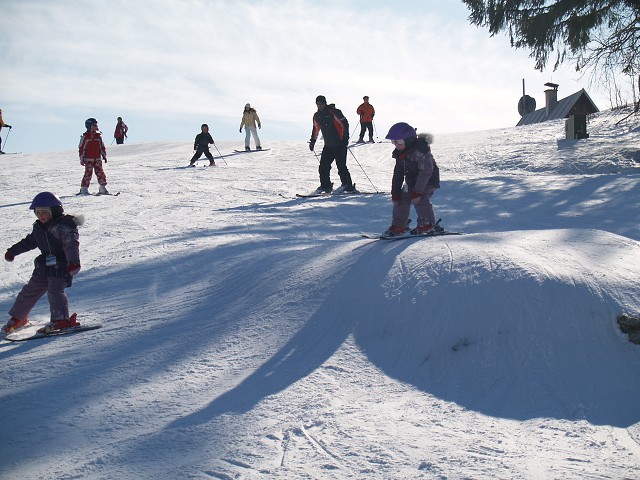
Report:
385,122,417,141
30,192,63,209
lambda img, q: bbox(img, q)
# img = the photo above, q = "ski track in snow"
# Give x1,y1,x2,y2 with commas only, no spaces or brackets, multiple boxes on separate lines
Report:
1,109,640,479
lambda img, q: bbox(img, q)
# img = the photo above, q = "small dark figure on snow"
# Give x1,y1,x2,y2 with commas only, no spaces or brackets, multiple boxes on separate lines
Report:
382,122,440,236
190,124,216,166
2,192,82,335
114,116,128,144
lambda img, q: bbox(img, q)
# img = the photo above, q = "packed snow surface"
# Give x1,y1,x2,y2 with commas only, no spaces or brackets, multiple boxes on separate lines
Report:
1,109,640,479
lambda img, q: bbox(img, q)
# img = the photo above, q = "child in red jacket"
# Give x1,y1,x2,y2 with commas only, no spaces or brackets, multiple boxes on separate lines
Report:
78,118,109,195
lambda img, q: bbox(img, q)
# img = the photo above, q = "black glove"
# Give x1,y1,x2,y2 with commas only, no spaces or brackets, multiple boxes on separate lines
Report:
7,125,12,129
309,139,316,151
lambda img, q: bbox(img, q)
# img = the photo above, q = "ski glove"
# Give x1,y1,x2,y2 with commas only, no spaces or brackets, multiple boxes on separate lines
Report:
391,193,400,206
103,156,107,163
309,139,316,151
411,192,422,205
258,124,261,129
80,157,85,166
239,128,242,133
5,251,14,262
67,263,81,276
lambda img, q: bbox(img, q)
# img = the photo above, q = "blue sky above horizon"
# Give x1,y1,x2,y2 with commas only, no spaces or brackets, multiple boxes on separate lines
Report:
1,0,633,154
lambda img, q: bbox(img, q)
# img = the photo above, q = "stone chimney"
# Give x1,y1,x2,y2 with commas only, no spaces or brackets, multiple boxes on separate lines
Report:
544,82,559,118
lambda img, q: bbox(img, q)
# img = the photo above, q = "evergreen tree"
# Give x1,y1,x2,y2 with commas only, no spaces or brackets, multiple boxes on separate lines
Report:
462,0,640,96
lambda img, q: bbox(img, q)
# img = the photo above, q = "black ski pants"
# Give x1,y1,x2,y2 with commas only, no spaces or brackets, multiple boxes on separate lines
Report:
190,147,214,163
359,122,373,141
319,145,352,190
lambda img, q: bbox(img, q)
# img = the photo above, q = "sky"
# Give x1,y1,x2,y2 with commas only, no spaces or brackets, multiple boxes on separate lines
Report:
1,0,635,153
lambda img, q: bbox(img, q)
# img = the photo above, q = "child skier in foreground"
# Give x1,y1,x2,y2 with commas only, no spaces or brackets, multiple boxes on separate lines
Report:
79,117,110,195
2,192,82,335
383,122,441,236
190,124,216,166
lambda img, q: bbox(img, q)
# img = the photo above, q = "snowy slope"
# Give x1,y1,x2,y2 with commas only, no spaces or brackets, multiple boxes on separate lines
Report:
1,109,640,479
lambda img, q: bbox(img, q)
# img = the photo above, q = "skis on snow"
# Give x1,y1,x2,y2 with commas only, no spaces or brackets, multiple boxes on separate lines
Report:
347,141,379,149
362,219,463,240
187,148,270,167
3,324,102,342
361,230,463,241
233,148,271,153
295,191,382,198
75,191,120,196
295,183,384,198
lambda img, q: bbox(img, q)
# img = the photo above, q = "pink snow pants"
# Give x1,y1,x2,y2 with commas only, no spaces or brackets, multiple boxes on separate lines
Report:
81,158,107,187
392,187,437,228
9,275,70,321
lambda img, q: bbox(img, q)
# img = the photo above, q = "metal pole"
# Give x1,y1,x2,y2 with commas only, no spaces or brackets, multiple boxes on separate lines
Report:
212,143,227,165
2,127,12,152
347,147,378,192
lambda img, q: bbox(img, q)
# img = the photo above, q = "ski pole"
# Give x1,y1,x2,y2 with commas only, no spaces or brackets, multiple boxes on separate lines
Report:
347,147,379,192
3,127,12,152
212,143,227,165
350,121,359,141
308,140,321,163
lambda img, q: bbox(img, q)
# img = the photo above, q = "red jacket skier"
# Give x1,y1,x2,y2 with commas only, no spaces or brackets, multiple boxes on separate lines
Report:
78,118,109,195
356,96,375,143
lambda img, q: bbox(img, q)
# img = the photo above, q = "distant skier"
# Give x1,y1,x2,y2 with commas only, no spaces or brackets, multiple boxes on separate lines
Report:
308,95,354,195
0,108,12,154
190,124,216,166
382,122,440,236
356,96,375,143
2,192,82,335
114,116,128,144
239,103,262,151
78,118,110,195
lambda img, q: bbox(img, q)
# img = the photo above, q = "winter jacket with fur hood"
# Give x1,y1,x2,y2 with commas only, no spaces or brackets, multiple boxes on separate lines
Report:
7,214,81,278
391,135,440,196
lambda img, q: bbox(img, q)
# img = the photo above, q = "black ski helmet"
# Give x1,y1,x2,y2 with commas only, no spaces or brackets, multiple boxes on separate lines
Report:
85,117,98,130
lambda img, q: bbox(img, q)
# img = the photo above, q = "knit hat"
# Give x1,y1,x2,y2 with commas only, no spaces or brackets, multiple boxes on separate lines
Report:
315,95,327,105
245,103,251,109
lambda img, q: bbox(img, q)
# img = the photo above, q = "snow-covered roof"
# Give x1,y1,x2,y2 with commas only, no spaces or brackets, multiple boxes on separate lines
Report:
517,88,599,126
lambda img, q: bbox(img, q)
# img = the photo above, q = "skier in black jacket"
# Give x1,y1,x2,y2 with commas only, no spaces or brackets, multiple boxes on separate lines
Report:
308,95,354,194
190,124,216,166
